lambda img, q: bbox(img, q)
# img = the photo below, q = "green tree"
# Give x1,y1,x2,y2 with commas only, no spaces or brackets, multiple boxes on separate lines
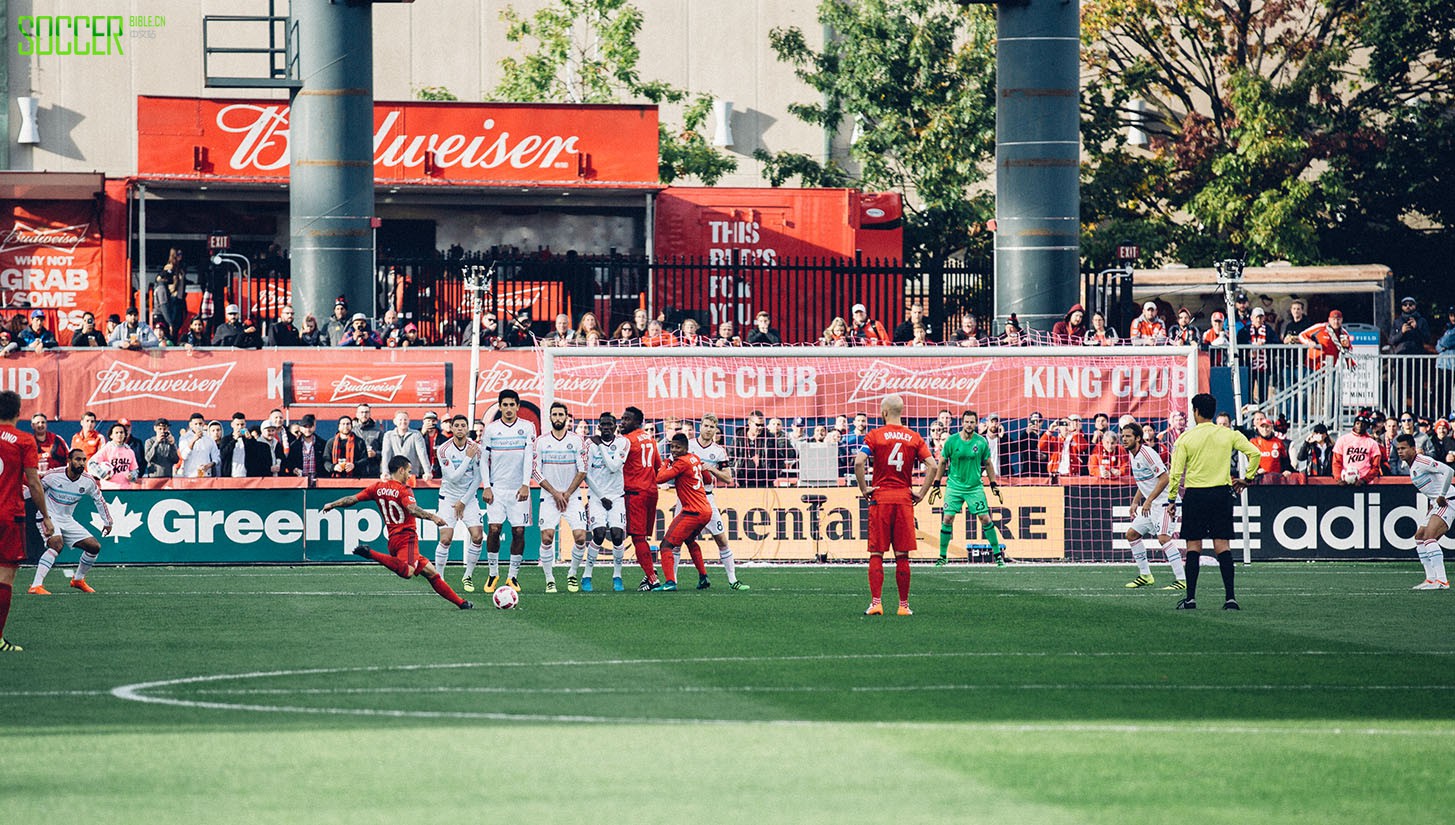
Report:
1082,0,1455,301
756,0,997,261
493,0,735,185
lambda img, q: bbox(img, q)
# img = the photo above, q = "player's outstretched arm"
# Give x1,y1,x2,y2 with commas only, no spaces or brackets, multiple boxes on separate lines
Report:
321,494,359,512
409,501,448,527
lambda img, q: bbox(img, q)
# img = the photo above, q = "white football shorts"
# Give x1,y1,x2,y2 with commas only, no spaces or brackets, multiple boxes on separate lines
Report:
1420,498,1453,531
586,494,626,532
40,514,95,550
485,493,532,529
434,495,481,530
1130,500,1173,538
538,491,586,532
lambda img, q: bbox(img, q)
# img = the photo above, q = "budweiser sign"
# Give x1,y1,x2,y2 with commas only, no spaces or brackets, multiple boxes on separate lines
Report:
330,374,408,403
138,97,660,186
847,359,993,408
0,221,90,254
475,360,614,410
86,360,237,408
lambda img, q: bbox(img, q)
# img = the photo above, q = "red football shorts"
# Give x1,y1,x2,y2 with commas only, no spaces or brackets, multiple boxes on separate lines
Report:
626,489,658,537
386,530,424,578
867,501,917,557
0,516,24,566
663,511,709,548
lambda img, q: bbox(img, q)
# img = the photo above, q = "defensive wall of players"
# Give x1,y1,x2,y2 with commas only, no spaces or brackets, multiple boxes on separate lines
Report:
33,476,1447,566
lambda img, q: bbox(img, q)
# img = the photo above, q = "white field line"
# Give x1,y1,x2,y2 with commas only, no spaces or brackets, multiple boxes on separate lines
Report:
179,683,1455,697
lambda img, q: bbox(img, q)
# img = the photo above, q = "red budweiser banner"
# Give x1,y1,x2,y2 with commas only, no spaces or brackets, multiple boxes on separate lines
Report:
19,348,1197,424
137,96,660,187
2,182,129,333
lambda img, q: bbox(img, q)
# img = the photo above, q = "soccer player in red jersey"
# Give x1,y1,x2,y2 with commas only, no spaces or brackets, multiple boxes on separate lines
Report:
0,390,53,651
620,406,664,591
854,394,938,616
655,433,713,591
322,455,473,609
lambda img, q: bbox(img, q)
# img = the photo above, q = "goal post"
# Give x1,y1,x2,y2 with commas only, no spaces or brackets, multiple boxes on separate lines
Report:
539,345,1199,564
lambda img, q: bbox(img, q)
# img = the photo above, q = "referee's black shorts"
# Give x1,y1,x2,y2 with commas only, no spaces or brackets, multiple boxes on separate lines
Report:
1180,485,1235,540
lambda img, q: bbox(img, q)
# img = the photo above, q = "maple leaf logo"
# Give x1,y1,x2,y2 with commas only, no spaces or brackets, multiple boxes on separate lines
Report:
92,498,143,541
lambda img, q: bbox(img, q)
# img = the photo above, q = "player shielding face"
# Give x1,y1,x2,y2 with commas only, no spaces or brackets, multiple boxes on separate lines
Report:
685,414,748,590
1397,434,1451,589
322,455,473,609
28,449,114,595
535,402,587,594
854,394,937,616
928,410,1004,567
575,412,629,592
1119,424,1187,591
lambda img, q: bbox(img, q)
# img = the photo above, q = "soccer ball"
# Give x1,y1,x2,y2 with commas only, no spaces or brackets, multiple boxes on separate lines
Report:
1342,469,1360,485
87,460,113,481
492,587,519,610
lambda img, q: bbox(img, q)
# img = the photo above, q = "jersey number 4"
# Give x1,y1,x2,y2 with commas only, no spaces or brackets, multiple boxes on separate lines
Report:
887,443,904,472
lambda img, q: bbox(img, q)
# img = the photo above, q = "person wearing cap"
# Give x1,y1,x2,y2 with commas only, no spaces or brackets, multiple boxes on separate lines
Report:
1436,307,1455,417
1248,414,1293,482
500,307,536,348
1389,296,1431,356
1233,290,1252,333
848,303,890,346
108,306,160,350
419,411,446,476
283,414,328,481
1168,307,1199,347
392,322,425,348
1297,310,1354,368
16,311,58,351
325,298,351,346
144,418,178,478
258,421,286,476
338,313,383,348
1129,301,1167,345
210,304,245,347
1332,415,1383,485
1237,305,1273,402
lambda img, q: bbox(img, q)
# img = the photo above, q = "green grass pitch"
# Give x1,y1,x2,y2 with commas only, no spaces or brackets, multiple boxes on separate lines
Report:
3,562,1452,824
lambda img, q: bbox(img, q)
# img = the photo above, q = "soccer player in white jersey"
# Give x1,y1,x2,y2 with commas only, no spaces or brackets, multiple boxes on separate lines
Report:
576,411,628,592
28,449,113,595
1120,423,1188,590
480,389,536,593
435,414,485,588
686,414,749,590
536,402,587,594
1397,434,1451,589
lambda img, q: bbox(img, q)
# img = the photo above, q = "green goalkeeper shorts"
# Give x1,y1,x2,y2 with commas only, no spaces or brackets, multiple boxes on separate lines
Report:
944,487,989,518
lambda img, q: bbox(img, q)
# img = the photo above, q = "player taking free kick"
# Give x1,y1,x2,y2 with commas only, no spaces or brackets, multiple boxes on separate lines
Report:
854,394,938,616
322,455,473,609
0,390,53,651
1396,434,1451,589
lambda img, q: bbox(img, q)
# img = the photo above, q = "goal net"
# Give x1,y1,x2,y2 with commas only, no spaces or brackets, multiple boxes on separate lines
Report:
537,345,1198,564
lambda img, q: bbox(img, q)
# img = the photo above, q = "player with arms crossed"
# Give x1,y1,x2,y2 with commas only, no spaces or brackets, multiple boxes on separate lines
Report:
620,406,664,591
928,410,1005,567
656,433,713,591
1120,423,1188,590
574,412,629,592
433,415,484,582
323,455,472,609
536,402,587,594
479,389,536,593
855,394,938,616
1397,434,1452,589
28,449,114,595
686,414,749,590
0,390,54,651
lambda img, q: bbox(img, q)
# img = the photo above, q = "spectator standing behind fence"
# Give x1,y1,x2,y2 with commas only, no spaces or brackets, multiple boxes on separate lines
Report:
893,302,935,343
1084,311,1118,346
154,248,188,333
1249,417,1293,482
1239,307,1273,403
381,412,432,480
353,404,383,477
576,312,601,342
144,419,178,478
1381,417,1409,476
67,313,106,347
283,415,326,480
1039,418,1087,478
503,308,535,348
641,319,677,347
109,306,160,350
377,308,405,345
678,318,707,346
731,412,774,486
1011,412,1046,477
324,416,366,478
338,314,383,348
1280,299,1313,343
820,317,851,346
91,423,140,488
17,311,58,351
712,321,741,346
950,313,984,346
211,305,244,346
324,299,351,346
542,313,576,346
1389,296,1431,355
1298,424,1333,476
267,305,302,346
1333,416,1383,484
178,415,218,477
1129,302,1167,345
234,317,264,349
848,303,890,346
1430,419,1455,468
1051,304,1087,344
1090,430,1128,479
30,414,67,473
1298,310,1353,368
71,412,103,459
747,312,781,345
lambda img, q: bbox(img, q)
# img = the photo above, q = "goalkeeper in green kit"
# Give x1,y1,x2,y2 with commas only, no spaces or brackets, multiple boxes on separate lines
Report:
928,410,1005,566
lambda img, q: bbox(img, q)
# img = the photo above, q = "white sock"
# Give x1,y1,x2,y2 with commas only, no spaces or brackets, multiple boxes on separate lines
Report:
434,542,450,574
487,550,500,577
720,546,738,583
508,553,522,580
31,548,58,588
612,544,623,577
570,542,585,578
463,542,483,578
1129,538,1151,576
583,542,598,576
1425,540,1448,582
1199,553,1219,567
75,551,98,580
1416,541,1434,579
1163,539,1187,581
539,542,555,583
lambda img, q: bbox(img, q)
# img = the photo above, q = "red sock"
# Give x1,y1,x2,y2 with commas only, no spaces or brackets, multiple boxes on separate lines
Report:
895,555,911,603
868,554,884,600
661,545,677,583
632,536,656,582
0,581,11,637
687,541,707,575
367,549,409,577
426,573,466,606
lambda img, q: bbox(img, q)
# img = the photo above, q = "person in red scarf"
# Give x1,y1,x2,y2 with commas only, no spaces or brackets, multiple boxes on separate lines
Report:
1038,418,1088,478
1090,430,1130,479
324,416,367,478
29,413,69,474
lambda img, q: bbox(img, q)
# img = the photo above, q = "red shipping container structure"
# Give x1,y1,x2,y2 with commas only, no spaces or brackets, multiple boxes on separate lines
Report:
652,187,906,343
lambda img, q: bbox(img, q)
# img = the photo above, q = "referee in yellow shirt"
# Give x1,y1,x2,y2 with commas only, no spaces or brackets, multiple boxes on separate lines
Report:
1167,393,1261,610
